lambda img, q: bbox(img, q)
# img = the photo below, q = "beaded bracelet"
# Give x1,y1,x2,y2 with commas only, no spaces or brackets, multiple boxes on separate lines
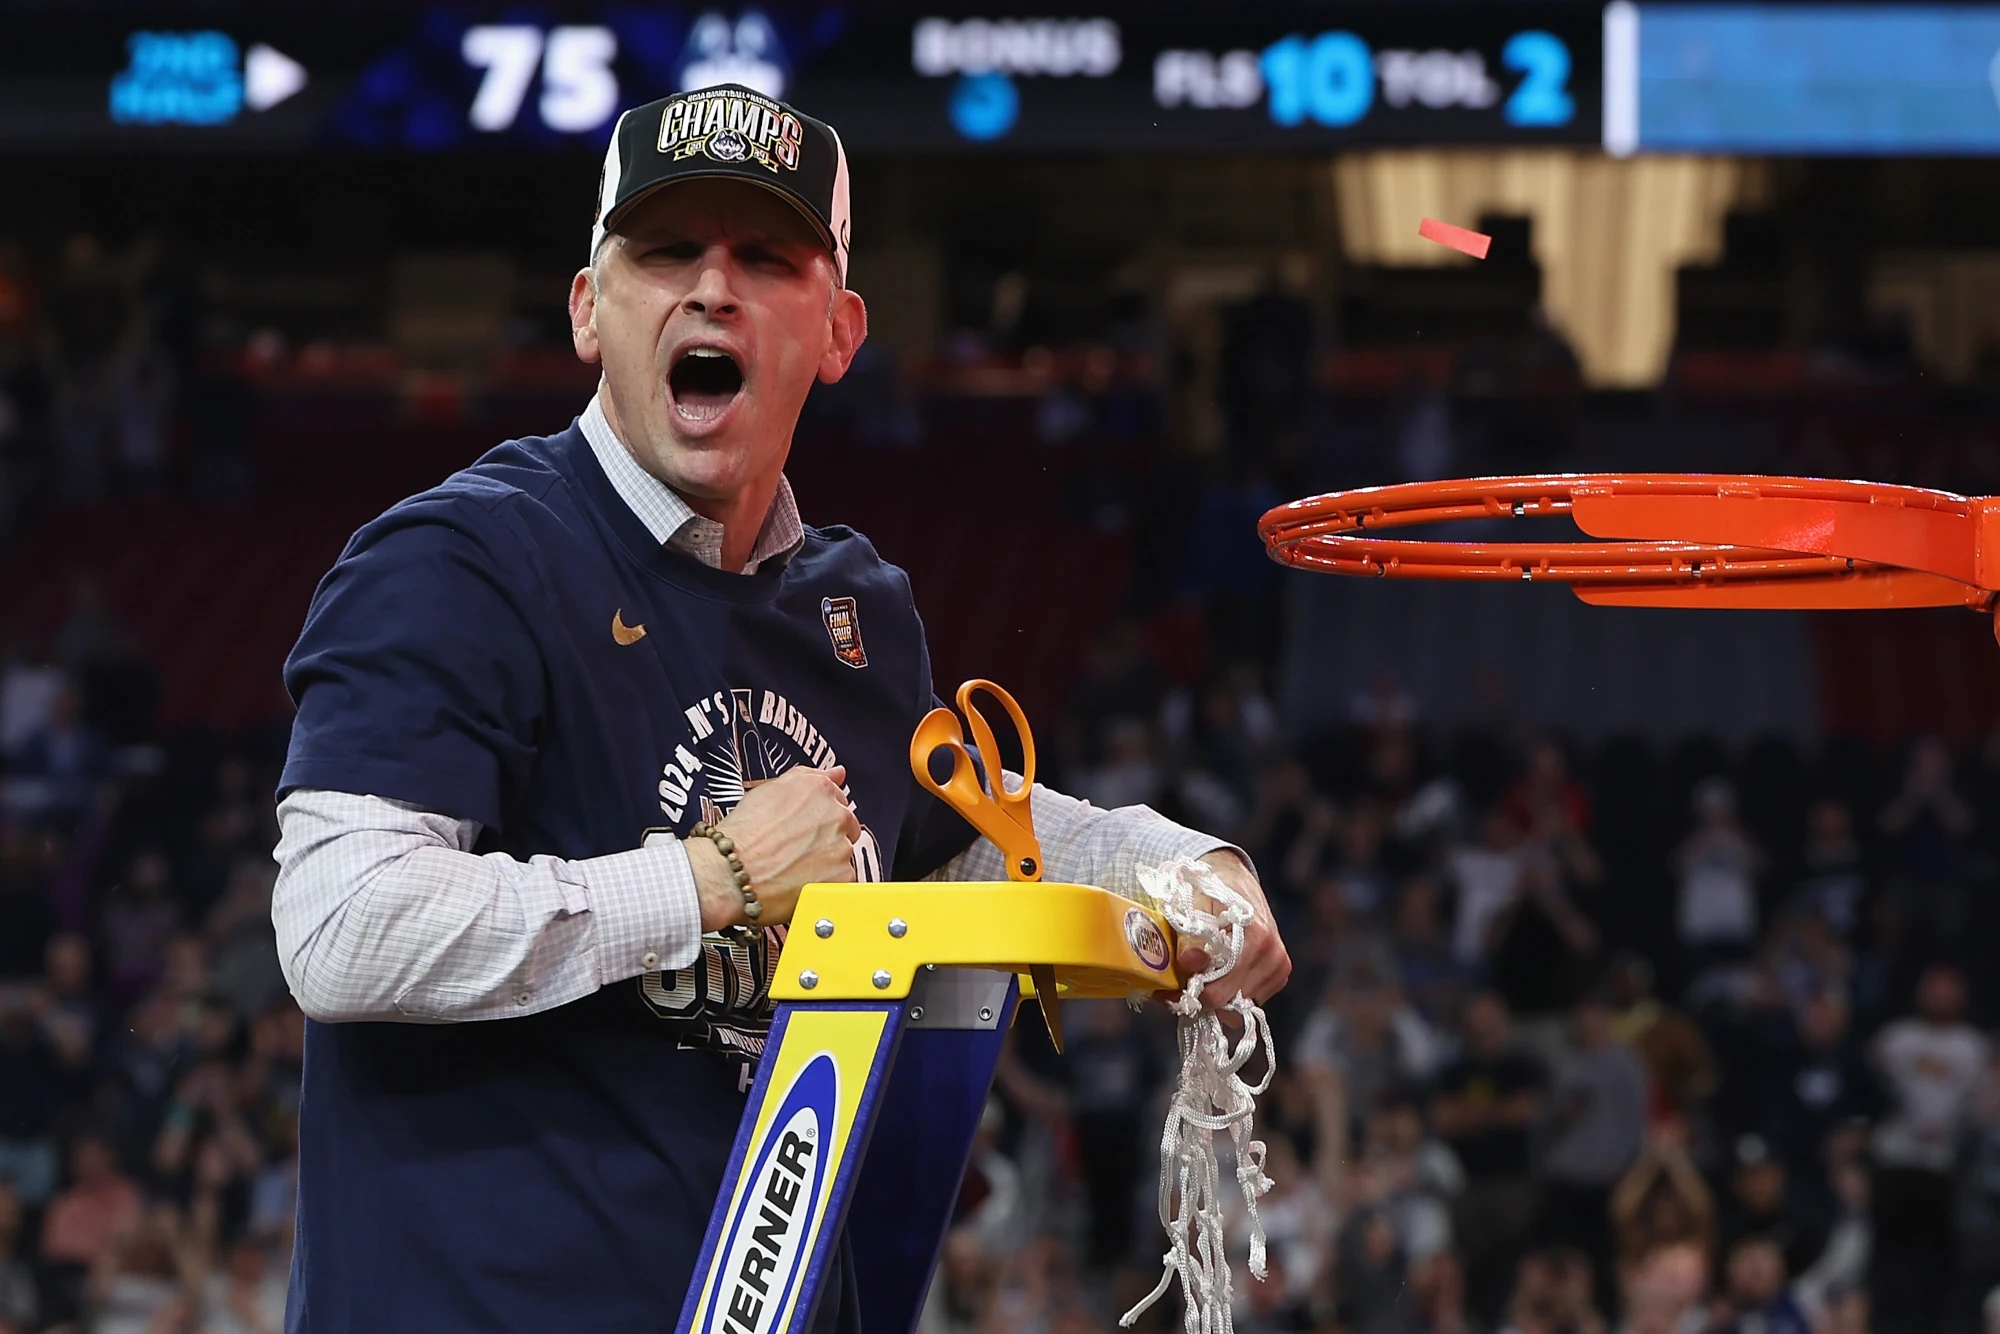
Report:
688,821,761,928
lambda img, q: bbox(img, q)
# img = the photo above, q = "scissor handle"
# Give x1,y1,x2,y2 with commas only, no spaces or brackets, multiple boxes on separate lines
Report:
954,679,1036,801
909,680,1042,881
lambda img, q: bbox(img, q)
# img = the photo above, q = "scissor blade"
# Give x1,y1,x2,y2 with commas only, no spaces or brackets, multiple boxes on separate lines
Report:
1029,964,1064,1054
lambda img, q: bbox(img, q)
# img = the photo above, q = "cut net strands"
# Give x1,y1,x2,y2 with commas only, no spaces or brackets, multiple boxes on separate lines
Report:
1119,858,1277,1334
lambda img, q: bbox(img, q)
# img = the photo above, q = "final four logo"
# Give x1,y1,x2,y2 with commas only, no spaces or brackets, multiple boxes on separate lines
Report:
821,596,866,669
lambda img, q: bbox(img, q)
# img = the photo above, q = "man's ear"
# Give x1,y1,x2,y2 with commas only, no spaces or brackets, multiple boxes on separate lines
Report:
817,286,868,384
569,268,601,365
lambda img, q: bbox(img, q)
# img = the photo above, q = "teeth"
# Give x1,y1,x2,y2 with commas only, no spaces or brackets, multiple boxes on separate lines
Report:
687,348,728,359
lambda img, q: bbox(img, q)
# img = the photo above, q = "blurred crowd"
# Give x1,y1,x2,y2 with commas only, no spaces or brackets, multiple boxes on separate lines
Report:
1,221,1998,1334
914,621,2000,1334
5,558,2000,1334
1,583,293,1334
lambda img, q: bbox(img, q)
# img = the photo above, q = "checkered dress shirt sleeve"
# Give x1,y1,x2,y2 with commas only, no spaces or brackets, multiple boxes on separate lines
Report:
930,771,1249,895
272,789,704,1023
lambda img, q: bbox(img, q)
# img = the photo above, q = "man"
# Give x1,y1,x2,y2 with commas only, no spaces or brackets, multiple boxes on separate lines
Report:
1867,965,1988,1334
1712,1235,1811,1334
1432,992,1547,1322
1751,990,1879,1201
1539,991,1646,1310
1716,1136,1827,1283
270,85,1288,1333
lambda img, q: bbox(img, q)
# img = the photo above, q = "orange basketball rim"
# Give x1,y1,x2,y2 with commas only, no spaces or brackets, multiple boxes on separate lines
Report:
1260,475,2000,635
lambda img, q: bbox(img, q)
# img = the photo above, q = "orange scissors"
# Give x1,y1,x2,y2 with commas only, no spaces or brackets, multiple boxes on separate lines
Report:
909,679,1066,1049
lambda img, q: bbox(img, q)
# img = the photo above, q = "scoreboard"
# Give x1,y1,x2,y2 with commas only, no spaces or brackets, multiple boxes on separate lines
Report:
30,3,2000,158
0,4,1603,153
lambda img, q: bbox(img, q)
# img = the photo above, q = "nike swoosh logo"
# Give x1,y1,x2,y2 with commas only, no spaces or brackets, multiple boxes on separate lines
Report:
612,610,647,646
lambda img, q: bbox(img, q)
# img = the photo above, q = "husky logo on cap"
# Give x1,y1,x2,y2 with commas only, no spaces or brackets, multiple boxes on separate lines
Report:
659,87,803,174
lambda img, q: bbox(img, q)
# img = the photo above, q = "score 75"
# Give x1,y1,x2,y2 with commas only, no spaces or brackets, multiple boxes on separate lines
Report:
462,25,619,134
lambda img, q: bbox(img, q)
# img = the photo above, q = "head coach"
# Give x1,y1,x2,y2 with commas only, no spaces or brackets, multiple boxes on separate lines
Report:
271,84,1290,1333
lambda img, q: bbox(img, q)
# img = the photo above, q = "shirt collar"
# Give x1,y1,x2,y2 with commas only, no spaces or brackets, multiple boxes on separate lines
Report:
579,393,805,574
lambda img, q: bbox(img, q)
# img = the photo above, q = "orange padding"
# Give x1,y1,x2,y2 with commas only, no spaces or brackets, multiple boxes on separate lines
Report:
1259,475,2000,612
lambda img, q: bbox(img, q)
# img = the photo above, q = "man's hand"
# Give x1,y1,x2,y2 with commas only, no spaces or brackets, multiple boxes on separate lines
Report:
1166,850,1291,1008
690,765,860,931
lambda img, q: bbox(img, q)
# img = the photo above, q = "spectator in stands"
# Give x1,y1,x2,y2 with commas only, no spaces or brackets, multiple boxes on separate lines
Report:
1348,1088,1462,1267
1061,1000,1165,1271
1220,270,1313,467
1961,1066,2000,1334
98,850,179,1004
1408,1250,1475,1334
178,756,262,920
1501,1248,1607,1334
39,1132,140,1275
1071,716,1164,813
1238,758,1318,907
0,1183,34,1334
0,642,62,766
1675,778,1762,973
1793,1139,1872,1328
199,1237,288,1334
1610,1139,1715,1271
38,934,100,1109
54,575,155,748
1296,963,1441,1119
1752,989,1879,1197
1604,954,1715,1137
1502,740,1591,842
203,861,286,1020
1792,797,1867,943
1549,1248,1608,1334
1713,1235,1810,1334
4,682,103,823
1878,737,1975,952
88,1199,192,1334
0,829,53,980
1716,1134,1826,1282
1448,811,1526,976
1064,618,1165,771
1392,876,1468,1024
916,1227,990,1334
1487,844,1600,1019
1869,965,1989,1334
1539,993,1646,1302
1434,991,1547,1321
1613,1242,1707,1334
1337,1206,1413,1334
1327,801,1394,921
1758,909,1853,1026
0,990,57,1210
100,988,187,1170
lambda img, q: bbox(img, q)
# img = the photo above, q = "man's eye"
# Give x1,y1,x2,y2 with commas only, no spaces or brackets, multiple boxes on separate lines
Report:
647,243,702,260
742,247,794,271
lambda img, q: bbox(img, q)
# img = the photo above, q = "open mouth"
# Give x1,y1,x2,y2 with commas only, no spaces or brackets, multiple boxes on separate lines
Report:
668,347,745,424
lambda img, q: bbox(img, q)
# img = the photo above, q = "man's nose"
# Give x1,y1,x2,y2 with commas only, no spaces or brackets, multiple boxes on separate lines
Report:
681,250,740,317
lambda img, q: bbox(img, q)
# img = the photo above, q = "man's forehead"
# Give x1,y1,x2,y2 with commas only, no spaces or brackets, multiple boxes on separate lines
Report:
614,178,824,248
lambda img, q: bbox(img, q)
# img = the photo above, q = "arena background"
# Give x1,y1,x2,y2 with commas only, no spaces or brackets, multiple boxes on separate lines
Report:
2,3,1999,1333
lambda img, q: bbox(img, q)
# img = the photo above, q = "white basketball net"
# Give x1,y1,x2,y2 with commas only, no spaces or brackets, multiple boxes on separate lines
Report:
1119,858,1277,1334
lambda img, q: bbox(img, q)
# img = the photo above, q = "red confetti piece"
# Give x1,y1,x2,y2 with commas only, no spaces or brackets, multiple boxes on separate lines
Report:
1417,217,1492,259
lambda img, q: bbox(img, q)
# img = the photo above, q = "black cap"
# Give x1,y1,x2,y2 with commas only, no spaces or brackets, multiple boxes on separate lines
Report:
590,85,851,282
